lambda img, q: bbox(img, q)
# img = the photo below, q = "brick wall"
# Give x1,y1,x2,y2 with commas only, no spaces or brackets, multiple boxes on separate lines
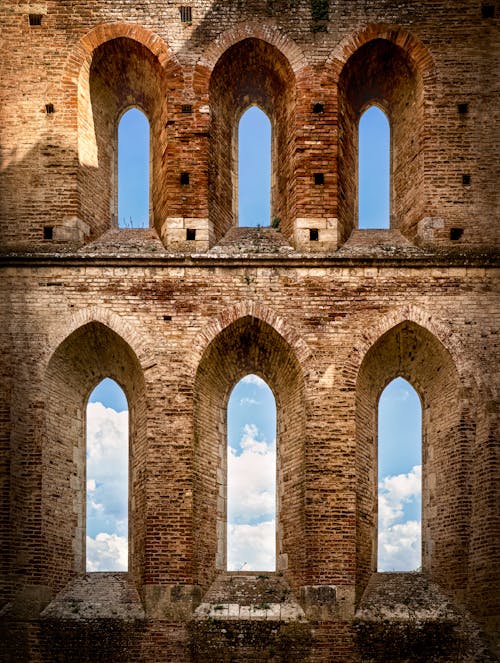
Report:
0,0,498,660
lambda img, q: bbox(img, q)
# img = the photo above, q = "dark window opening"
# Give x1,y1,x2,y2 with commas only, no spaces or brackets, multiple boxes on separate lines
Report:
314,173,324,185
186,228,196,240
43,226,53,240
450,227,464,241
457,103,469,114
313,103,324,114
182,104,193,114
309,228,319,241
180,172,190,185
29,14,43,26
45,103,54,114
482,5,495,18
311,0,329,21
180,6,192,22
462,174,471,186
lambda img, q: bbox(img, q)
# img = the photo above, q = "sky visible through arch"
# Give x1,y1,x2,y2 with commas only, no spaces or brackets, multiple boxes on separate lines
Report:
86,106,421,572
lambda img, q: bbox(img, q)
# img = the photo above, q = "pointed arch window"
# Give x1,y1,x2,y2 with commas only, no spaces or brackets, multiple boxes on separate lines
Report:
377,377,421,571
117,107,150,228
227,374,276,571
358,105,390,229
86,378,128,571
237,107,272,227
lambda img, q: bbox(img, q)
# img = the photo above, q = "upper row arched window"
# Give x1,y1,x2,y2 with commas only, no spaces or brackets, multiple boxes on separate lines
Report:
116,104,391,232
80,35,423,242
117,108,150,229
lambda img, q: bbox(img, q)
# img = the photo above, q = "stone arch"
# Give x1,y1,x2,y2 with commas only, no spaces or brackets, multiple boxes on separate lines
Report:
62,23,182,240
329,25,435,244
193,314,307,592
353,316,473,606
43,320,147,593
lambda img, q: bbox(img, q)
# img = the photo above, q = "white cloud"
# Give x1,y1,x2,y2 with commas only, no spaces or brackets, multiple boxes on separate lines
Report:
378,465,421,529
86,402,129,554
228,424,275,524
227,521,275,571
241,374,268,389
378,520,421,571
86,533,128,572
378,465,421,571
240,397,260,406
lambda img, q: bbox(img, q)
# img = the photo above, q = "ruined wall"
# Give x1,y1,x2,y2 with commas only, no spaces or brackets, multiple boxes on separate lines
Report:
0,0,498,661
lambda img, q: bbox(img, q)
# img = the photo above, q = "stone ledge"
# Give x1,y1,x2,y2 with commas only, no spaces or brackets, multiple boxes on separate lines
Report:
40,573,145,622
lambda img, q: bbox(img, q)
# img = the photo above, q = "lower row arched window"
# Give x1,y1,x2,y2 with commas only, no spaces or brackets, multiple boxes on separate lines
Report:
84,374,421,574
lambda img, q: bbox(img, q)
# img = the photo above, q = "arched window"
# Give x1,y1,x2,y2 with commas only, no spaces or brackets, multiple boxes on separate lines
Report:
118,108,150,228
237,106,272,227
86,378,128,571
358,106,390,229
227,374,276,570
378,377,421,571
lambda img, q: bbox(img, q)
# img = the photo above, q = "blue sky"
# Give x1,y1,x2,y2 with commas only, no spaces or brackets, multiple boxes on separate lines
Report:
86,104,421,573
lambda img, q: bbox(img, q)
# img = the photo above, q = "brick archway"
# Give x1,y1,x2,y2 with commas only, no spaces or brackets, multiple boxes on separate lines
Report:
46,305,155,373
193,311,307,591
194,20,307,90
323,23,436,85
191,301,311,375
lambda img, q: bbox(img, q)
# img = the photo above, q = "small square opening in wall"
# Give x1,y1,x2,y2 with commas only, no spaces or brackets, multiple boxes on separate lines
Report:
43,226,53,240
182,104,193,114
314,173,324,185
180,172,190,185
180,6,192,23
481,5,495,18
313,103,324,114
462,174,471,185
186,228,196,240
309,228,319,241
29,14,43,26
450,227,464,241
458,103,469,114
45,103,54,114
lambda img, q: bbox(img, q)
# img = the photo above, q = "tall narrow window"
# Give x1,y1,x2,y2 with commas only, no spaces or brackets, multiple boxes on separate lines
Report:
238,107,271,227
359,106,390,229
378,377,421,571
118,108,150,228
86,378,128,571
227,374,276,570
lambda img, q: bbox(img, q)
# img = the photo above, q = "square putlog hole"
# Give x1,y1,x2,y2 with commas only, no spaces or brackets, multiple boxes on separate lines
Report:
43,226,53,240
180,172,190,185
314,173,324,185
309,228,319,241
450,227,464,241
186,228,196,240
